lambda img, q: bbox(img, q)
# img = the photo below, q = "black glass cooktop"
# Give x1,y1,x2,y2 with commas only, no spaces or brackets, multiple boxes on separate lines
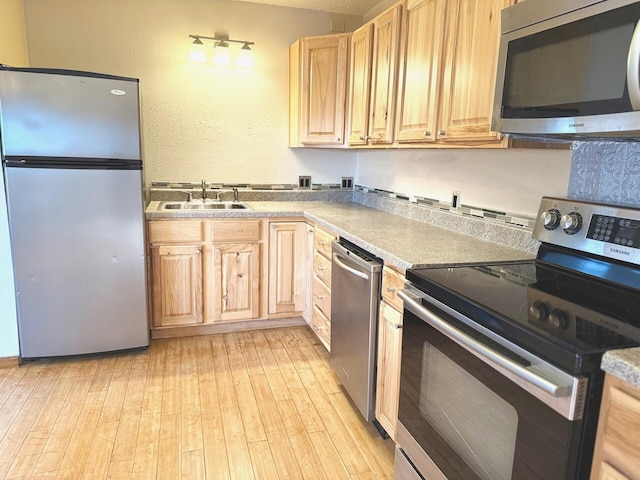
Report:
407,256,640,374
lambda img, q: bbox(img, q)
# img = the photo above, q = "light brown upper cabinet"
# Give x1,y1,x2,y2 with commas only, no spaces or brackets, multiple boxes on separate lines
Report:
395,0,446,143
438,0,515,143
289,34,350,147
396,0,514,145
348,24,373,145
348,4,402,146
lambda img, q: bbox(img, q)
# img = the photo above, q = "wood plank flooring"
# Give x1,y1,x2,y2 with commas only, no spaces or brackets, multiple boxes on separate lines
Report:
0,326,395,479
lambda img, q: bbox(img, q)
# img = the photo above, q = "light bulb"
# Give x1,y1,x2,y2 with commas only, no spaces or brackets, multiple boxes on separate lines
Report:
189,37,207,64
213,41,231,66
237,43,254,68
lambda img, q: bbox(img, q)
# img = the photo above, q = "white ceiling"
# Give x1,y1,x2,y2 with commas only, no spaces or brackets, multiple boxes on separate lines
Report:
231,0,381,15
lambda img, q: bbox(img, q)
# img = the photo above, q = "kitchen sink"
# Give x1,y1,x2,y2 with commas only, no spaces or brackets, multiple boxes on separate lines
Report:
158,201,250,211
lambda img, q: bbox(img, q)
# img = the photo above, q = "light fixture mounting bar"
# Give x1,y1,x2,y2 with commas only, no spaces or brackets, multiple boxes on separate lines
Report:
189,34,254,46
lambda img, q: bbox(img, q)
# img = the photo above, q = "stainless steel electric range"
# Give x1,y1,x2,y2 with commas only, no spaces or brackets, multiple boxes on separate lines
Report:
395,197,640,480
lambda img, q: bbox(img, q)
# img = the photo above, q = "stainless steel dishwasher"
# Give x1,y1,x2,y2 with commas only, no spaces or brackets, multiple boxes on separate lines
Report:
330,239,382,422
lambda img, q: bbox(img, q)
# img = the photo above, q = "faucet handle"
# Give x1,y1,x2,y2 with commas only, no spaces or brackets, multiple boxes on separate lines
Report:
187,191,193,202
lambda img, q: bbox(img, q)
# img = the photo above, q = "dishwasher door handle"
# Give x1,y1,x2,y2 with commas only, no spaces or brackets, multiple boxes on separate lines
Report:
332,252,369,280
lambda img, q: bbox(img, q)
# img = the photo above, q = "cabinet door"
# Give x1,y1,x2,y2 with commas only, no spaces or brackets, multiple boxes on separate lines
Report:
375,301,403,440
299,35,349,145
438,0,513,143
348,24,373,145
591,374,640,479
395,0,446,143
213,243,260,322
268,222,308,315
151,245,202,328
368,4,402,144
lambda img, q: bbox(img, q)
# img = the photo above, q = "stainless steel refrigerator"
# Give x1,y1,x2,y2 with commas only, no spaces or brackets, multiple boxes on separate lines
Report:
0,67,149,358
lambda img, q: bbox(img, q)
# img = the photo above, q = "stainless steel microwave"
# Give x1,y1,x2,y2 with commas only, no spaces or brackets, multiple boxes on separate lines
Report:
492,0,640,139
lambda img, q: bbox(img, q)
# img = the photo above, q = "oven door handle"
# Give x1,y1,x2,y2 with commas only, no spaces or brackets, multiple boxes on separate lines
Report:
398,289,571,398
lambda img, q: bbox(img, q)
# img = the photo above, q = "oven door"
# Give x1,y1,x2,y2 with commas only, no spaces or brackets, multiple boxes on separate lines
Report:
396,286,588,480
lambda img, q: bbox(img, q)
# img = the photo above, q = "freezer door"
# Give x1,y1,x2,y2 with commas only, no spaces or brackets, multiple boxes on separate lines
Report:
5,167,149,357
0,69,140,160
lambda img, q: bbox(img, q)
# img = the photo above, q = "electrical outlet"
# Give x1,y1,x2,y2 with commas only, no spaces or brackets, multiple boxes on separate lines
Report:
341,176,353,189
298,175,311,189
452,190,461,208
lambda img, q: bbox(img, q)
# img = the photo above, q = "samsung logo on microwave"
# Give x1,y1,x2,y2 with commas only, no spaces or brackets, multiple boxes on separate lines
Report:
568,123,585,128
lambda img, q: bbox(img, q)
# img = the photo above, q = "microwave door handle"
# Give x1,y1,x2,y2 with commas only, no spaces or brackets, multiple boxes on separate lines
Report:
627,19,640,110
398,289,571,398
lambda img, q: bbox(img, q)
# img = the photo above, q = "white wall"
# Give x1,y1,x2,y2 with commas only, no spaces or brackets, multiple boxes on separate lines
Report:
356,148,573,217
0,0,28,357
22,0,359,187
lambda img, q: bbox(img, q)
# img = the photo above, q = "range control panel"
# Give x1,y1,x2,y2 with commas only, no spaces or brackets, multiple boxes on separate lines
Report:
532,197,640,265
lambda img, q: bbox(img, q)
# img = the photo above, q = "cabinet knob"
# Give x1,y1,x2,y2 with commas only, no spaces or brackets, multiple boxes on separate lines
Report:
359,136,365,141
222,294,228,301
197,248,201,254
318,266,324,271
315,325,324,331
424,131,431,136
438,130,446,136
314,294,325,299
394,324,403,330
386,287,396,293
337,137,341,142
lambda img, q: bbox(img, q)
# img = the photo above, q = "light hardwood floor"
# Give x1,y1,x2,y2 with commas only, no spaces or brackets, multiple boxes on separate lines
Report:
0,326,395,479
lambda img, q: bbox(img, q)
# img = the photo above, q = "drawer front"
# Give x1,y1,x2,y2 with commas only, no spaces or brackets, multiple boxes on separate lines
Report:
210,219,262,242
313,250,332,287
314,226,336,259
313,277,331,319
148,220,203,244
311,305,331,350
382,267,405,312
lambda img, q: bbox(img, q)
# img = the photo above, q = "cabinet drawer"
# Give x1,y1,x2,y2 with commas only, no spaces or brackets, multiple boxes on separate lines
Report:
313,277,331,319
210,219,261,242
314,226,336,259
382,267,405,312
148,220,203,244
313,250,332,287
311,305,331,350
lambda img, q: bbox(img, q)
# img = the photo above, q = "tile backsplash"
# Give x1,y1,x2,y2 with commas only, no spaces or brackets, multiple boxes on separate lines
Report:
568,141,640,206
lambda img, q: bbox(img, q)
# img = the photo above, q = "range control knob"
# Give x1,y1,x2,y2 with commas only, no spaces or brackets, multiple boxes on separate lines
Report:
540,209,561,230
560,212,583,235
549,309,569,329
529,301,549,322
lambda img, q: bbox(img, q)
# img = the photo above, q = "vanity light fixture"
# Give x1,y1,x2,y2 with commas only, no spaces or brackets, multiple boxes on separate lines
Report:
189,34,255,67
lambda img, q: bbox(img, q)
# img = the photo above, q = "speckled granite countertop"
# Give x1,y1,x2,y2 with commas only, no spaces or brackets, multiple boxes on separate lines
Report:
145,200,534,271
601,349,640,389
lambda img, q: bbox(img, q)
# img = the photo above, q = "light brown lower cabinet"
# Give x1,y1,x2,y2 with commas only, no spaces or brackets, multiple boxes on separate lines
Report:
268,221,308,315
591,374,640,479
213,243,260,322
148,219,262,331
151,244,203,328
375,266,406,441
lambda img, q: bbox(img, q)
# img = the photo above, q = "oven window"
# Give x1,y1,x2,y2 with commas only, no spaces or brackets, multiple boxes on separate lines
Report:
420,343,518,480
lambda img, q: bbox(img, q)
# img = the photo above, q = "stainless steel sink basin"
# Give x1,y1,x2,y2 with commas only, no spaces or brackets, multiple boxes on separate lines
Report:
158,201,250,211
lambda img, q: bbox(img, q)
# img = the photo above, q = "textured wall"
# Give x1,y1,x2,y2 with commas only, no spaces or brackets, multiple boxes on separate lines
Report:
355,148,573,217
22,0,359,188
569,142,640,206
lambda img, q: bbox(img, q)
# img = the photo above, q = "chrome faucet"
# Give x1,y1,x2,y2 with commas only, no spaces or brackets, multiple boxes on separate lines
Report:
201,179,206,201
187,191,193,202
233,187,239,202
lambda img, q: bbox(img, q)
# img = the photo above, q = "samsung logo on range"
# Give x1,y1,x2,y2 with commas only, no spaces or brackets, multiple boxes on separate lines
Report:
610,248,631,256
568,123,585,128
